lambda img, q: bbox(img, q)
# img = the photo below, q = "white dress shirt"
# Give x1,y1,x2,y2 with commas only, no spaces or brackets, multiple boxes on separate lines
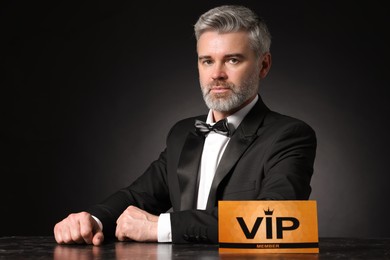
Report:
157,95,258,242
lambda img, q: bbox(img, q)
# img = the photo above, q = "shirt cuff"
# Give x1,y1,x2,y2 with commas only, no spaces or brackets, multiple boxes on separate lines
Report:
91,215,103,231
157,213,172,242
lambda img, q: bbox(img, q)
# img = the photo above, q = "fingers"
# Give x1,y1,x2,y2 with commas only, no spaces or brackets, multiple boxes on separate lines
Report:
115,206,158,242
92,231,104,246
54,212,103,245
70,215,87,244
115,206,136,241
54,215,81,244
79,213,96,244
115,214,130,242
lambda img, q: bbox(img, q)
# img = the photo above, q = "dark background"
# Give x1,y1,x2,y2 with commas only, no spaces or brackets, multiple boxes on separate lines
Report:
1,1,389,238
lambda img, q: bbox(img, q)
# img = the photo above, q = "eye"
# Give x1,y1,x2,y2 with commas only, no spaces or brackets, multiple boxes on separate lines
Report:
202,59,213,65
227,58,239,65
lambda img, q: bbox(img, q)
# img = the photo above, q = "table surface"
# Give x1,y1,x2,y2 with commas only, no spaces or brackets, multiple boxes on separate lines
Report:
0,236,389,259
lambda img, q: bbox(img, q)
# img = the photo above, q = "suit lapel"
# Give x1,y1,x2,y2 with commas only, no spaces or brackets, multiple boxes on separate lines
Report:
177,130,205,210
206,97,269,209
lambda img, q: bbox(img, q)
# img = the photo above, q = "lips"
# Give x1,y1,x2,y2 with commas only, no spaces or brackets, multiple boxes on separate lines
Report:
210,87,230,94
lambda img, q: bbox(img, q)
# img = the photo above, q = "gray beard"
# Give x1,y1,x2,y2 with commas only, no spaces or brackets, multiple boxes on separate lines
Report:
201,74,259,113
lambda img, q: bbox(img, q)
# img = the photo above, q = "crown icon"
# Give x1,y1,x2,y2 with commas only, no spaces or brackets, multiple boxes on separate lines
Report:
264,207,274,215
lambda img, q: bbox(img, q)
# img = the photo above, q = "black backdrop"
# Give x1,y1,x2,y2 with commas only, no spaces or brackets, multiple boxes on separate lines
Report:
2,1,389,238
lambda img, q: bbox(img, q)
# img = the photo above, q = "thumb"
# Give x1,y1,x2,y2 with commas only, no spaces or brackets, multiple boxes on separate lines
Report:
92,231,104,246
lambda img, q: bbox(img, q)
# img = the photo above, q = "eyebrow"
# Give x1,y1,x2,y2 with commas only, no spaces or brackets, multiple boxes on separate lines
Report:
198,53,246,60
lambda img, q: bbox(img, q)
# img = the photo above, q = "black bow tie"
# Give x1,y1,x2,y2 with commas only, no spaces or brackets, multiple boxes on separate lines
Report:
194,118,230,136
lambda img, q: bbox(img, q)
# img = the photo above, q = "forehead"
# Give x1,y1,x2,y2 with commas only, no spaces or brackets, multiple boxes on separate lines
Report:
197,31,252,56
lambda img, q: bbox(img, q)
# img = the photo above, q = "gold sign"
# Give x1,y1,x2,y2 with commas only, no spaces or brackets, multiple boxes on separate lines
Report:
218,200,319,253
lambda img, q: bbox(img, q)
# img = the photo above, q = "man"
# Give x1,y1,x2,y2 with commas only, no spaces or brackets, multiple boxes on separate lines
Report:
54,5,316,245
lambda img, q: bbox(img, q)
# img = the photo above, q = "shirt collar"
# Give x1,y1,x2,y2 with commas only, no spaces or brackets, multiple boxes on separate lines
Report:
206,95,259,133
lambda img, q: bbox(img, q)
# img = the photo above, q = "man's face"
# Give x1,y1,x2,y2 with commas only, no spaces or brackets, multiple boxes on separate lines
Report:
197,31,261,113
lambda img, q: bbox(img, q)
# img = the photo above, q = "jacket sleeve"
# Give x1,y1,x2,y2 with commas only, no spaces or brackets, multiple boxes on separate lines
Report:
85,118,194,241
86,148,172,239
170,208,219,243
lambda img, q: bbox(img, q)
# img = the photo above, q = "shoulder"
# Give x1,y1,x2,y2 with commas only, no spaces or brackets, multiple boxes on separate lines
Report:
262,110,316,140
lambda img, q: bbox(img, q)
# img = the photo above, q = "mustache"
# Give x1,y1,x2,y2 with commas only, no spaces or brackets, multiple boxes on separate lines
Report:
207,80,235,89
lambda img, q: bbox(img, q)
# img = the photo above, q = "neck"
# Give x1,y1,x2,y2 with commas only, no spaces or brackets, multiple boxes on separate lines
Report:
212,95,256,122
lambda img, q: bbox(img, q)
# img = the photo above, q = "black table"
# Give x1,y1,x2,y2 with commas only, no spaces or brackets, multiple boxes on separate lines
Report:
0,236,389,259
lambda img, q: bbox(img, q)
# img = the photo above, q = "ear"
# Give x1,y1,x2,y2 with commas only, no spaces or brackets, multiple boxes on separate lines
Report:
259,52,272,79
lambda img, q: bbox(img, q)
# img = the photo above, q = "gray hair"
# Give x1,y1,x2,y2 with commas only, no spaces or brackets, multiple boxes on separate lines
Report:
194,5,271,57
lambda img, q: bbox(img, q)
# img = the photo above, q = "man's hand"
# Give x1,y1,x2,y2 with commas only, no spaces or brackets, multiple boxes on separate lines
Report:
53,212,104,246
115,205,158,242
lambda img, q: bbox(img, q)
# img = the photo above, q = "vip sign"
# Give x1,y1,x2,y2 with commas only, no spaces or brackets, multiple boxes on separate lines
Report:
218,200,319,253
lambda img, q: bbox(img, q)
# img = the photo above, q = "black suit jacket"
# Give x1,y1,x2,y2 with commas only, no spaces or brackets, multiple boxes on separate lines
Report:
87,95,317,244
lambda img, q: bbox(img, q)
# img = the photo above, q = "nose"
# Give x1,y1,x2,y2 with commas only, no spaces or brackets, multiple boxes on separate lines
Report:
211,63,227,81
